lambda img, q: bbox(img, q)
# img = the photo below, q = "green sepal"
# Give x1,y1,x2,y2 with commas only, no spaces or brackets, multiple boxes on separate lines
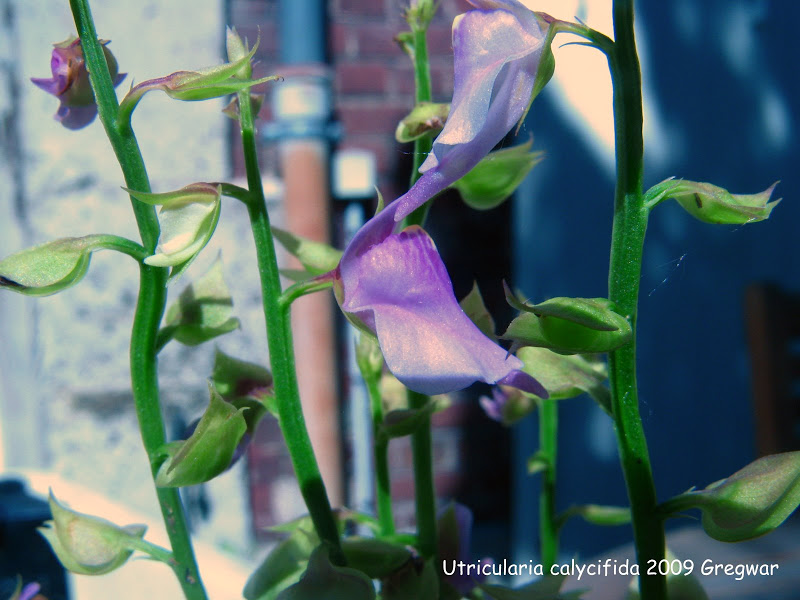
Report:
226,27,253,79
452,141,544,211
38,491,147,576
155,383,248,487
276,545,376,600
515,13,558,133
517,347,611,416
126,183,222,275
271,227,343,277
355,332,384,384
395,102,449,143
162,257,240,346
527,450,550,475
244,521,319,600
659,451,800,542
481,574,585,600
381,557,438,600
645,178,780,225
504,287,632,355
341,537,411,579
378,399,438,443
459,282,497,340
0,235,132,297
211,349,275,427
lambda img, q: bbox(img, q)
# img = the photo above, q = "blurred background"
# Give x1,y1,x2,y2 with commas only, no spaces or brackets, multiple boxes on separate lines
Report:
1,0,798,598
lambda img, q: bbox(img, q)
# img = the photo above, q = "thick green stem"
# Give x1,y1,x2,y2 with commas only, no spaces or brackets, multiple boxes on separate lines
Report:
364,375,395,536
538,399,558,571
236,90,343,564
407,389,438,559
607,2,666,599
69,1,206,597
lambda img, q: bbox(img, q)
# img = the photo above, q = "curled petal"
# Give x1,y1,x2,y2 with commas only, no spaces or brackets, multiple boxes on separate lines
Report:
340,226,529,395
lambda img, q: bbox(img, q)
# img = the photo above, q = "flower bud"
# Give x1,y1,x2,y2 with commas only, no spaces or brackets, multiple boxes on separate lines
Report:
155,383,248,487
226,27,252,79
125,183,221,276
31,36,125,129
395,102,449,143
120,39,278,117
1,235,117,297
647,179,780,225
503,288,632,355
452,141,543,210
38,491,146,575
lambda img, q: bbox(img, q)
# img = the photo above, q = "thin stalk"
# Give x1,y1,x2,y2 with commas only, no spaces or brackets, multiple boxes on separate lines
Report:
364,373,395,536
69,1,206,597
538,399,558,571
606,1,666,598
236,89,343,564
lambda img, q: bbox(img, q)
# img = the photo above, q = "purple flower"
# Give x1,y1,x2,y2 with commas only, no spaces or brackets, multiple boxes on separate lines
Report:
31,36,125,129
18,583,42,600
438,503,492,595
334,1,549,396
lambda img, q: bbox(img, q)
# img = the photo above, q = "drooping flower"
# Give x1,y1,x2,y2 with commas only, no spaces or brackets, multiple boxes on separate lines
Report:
334,1,550,396
31,36,125,130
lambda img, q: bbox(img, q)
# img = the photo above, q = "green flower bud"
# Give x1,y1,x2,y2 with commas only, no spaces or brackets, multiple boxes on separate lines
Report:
119,39,279,118
660,452,800,542
212,349,274,429
226,27,252,79
503,287,632,354
155,383,248,487
38,491,146,575
395,102,449,143
452,141,543,210
125,183,221,276
162,256,240,346
0,235,133,297
646,178,780,225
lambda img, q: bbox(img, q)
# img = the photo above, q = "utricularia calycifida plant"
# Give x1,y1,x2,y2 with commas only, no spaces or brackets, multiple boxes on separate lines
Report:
3,0,795,599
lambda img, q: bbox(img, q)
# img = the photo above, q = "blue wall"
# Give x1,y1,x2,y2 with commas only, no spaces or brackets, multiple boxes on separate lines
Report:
512,0,799,560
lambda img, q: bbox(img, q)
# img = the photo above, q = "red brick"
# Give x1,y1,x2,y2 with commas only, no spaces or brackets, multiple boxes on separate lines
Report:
335,62,388,95
338,0,386,17
338,101,409,135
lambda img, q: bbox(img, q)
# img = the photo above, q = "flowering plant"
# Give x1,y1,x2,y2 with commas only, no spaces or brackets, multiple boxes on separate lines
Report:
2,0,797,599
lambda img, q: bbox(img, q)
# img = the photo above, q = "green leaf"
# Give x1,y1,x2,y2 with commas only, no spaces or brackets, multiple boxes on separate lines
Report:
459,282,497,340
272,227,343,276
164,257,240,346
341,537,411,579
155,383,247,487
660,452,800,542
453,141,543,210
277,545,375,600
0,235,115,297
517,347,611,415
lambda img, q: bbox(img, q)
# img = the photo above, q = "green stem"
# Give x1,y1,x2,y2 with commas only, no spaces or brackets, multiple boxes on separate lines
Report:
364,373,395,536
538,399,558,571
606,2,666,599
69,2,207,597
236,89,343,564
407,389,438,559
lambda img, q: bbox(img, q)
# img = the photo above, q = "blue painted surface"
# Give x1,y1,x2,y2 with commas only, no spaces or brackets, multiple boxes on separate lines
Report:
512,0,799,562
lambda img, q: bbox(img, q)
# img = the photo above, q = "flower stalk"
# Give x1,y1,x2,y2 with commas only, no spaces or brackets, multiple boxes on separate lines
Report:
538,398,558,571
68,0,206,597
235,86,344,565
606,1,666,598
